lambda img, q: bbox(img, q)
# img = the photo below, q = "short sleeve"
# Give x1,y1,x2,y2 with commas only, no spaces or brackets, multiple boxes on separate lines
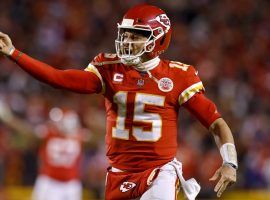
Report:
183,93,221,129
178,66,205,105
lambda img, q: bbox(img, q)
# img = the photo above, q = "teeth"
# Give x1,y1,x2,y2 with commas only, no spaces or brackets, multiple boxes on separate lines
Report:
124,49,132,54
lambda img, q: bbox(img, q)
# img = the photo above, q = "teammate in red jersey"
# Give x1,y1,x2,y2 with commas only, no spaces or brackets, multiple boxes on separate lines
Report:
0,4,237,200
0,103,85,200
32,108,85,200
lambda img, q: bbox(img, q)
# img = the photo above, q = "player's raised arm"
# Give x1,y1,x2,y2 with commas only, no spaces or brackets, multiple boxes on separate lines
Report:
0,99,36,139
0,32,102,94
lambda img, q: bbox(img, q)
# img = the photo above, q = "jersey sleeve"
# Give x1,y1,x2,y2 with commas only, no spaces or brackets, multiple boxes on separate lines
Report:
183,93,221,129
10,49,102,94
84,53,109,94
178,66,205,105
84,63,105,94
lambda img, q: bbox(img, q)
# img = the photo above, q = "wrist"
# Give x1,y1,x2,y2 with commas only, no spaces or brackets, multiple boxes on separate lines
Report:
9,49,23,62
223,162,238,170
7,46,15,56
220,143,238,169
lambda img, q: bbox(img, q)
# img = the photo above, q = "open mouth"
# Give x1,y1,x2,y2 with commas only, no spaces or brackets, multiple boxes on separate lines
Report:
123,46,134,55
124,48,130,54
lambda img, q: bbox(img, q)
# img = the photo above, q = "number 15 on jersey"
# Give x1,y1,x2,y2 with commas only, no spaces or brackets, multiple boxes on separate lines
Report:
112,91,165,142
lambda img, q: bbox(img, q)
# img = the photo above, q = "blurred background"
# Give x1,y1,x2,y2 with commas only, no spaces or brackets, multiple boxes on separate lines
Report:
0,0,269,199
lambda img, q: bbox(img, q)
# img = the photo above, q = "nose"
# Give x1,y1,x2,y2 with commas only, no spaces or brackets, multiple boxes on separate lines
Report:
123,35,133,43
122,32,135,42
123,36,133,50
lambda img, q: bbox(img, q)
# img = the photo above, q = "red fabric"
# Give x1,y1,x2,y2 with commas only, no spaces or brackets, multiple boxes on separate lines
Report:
39,128,83,181
10,49,102,94
91,53,204,172
183,93,221,128
105,167,160,200
9,50,217,173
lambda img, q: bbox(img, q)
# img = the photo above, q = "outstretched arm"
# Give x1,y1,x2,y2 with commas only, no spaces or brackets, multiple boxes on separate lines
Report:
0,99,35,138
0,32,102,94
184,93,237,197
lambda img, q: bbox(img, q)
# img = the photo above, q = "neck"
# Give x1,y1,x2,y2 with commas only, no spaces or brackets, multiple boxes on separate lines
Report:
134,56,160,71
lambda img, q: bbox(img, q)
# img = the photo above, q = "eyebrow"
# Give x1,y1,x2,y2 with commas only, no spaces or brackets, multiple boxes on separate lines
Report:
123,29,151,37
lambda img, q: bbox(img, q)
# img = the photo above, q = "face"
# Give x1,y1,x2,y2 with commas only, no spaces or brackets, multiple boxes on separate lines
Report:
121,30,149,56
115,28,153,65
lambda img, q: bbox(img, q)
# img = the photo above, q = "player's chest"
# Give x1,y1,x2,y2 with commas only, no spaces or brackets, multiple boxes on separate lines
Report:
105,70,179,107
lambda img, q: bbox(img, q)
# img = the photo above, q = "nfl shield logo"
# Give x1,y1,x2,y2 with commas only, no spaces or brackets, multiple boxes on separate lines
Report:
137,79,145,87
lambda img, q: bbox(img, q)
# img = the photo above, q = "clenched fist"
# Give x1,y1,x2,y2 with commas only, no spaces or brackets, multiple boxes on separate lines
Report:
0,32,15,56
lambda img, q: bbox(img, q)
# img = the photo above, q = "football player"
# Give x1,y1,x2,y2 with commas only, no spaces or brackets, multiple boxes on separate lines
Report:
0,4,237,200
32,108,85,200
0,102,85,200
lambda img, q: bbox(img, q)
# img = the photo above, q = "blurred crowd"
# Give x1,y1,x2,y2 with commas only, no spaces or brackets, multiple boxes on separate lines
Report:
0,0,269,199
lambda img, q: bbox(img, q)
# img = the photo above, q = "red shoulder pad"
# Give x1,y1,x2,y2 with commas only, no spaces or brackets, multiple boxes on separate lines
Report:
169,62,204,105
91,53,120,66
168,61,199,77
186,65,199,77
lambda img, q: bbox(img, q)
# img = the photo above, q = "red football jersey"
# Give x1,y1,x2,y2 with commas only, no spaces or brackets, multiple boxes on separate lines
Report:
85,53,207,172
39,127,82,181
10,49,220,173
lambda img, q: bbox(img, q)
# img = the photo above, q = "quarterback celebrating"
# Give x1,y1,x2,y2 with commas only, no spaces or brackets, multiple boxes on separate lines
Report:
0,4,237,200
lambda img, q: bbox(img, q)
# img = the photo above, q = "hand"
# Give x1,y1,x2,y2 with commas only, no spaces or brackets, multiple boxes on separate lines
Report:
209,164,237,198
0,32,15,56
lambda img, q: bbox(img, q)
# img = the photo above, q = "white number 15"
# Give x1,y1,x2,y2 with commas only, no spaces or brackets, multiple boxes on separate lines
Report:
112,92,165,142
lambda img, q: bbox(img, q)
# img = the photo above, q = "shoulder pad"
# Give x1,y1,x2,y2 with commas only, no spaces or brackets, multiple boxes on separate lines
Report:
169,61,190,71
91,53,121,66
169,61,198,76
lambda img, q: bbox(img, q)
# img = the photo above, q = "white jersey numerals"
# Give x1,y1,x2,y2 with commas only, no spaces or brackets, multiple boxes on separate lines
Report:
112,91,129,140
169,61,189,71
112,92,165,142
46,138,81,167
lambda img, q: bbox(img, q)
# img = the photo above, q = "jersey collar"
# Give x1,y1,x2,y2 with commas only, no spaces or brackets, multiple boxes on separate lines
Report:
134,56,160,71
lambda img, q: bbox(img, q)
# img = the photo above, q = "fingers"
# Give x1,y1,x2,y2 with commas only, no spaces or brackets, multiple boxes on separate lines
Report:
209,172,218,181
209,168,221,181
0,32,12,45
214,176,225,192
0,32,14,55
0,32,8,37
211,165,237,197
0,32,7,40
217,180,229,197
0,41,6,52
214,174,236,197
0,40,6,49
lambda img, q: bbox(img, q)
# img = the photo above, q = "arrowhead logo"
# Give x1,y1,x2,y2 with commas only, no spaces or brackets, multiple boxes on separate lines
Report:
120,182,136,192
150,14,171,32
